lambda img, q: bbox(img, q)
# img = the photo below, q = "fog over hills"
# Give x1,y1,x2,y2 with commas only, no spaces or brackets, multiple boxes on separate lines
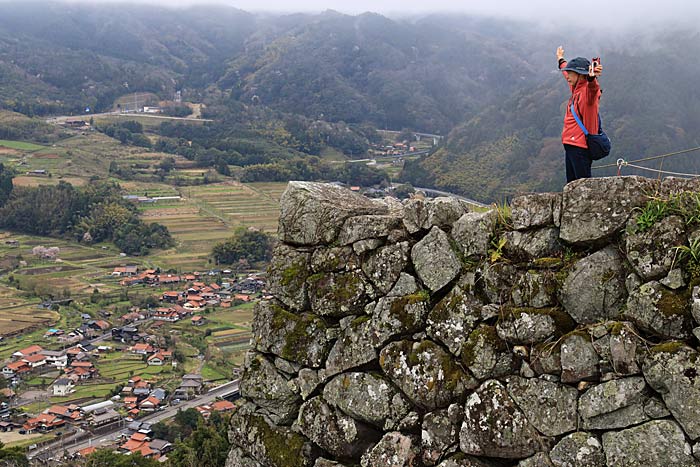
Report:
1,1,699,200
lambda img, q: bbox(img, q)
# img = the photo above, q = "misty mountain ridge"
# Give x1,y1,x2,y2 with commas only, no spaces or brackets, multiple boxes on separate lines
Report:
1,2,699,201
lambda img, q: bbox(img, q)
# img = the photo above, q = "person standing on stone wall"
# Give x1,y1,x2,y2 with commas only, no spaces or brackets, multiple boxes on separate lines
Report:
557,46,603,183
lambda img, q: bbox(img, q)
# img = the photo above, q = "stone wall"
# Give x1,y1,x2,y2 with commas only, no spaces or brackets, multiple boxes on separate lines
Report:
227,177,700,467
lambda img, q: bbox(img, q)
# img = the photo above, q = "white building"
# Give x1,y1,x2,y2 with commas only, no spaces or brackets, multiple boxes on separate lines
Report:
53,378,74,396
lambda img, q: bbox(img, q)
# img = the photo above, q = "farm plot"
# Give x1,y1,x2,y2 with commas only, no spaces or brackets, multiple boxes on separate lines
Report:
0,304,58,337
187,182,281,234
0,139,45,151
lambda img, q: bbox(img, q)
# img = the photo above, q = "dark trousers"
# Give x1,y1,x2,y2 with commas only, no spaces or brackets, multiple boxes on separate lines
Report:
564,144,592,183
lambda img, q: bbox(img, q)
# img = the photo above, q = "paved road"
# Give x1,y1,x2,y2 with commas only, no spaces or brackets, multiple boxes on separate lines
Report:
46,112,213,124
29,380,239,459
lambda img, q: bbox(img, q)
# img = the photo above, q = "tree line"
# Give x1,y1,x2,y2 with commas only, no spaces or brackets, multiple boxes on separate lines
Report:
0,178,174,255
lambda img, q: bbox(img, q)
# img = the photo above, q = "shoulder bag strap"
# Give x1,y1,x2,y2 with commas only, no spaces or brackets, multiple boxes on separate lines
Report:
570,99,589,136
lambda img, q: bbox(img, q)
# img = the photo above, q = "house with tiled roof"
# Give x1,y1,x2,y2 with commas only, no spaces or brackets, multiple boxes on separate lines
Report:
12,345,43,359
2,361,30,377
147,353,165,366
22,353,47,369
23,413,65,432
77,446,97,458
211,400,236,413
139,396,161,412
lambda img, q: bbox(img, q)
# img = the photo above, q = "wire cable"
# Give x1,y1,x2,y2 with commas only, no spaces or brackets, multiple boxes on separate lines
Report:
593,146,700,170
615,159,700,178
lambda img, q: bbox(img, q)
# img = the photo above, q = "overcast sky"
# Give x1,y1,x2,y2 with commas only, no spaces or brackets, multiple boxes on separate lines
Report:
56,0,698,22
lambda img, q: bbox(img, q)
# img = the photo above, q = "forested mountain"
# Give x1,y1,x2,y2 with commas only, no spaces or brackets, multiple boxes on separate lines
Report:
1,2,699,201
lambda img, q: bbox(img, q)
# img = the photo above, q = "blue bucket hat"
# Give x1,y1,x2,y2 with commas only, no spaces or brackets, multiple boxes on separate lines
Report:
561,57,591,74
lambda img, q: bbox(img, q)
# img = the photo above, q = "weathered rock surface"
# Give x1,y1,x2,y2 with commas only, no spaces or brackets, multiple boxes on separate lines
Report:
451,210,498,258
225,448,263,467
559,246,627,323
380,339,476,410
511,271,558,308
559,176,657,245
437,454,499,466
267,244,312,311
511,192,561,230
311,246,359,273
578,376,650,430
307,270,374,318
240,352,301,425
503,228,561,260
403,197,470,234
480,262,519,304
421,405,462,466
279,181,386,246
560,333,599,383
602,420,696,466
427,286,482,356
323,372,411,431
496,308,573,345
549,432,605,467
370,294,431,347
324,317,376,377
253,301,331,368
643,344,700,440
460,380,543,459
362,242,410,295
360,432,418,467
506,376,578,437
462,325,517,380
338,215,402,245
626,215,686,280
232,178,700,467
229,405,319,467
624,281,693,339
295,397,378,459
411,227,461,292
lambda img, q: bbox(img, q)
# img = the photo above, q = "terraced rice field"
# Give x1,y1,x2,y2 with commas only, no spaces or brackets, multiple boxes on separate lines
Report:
0,304,58,336
188,182,284,234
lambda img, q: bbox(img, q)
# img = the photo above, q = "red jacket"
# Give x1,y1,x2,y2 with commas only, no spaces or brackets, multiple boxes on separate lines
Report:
560,60,601,149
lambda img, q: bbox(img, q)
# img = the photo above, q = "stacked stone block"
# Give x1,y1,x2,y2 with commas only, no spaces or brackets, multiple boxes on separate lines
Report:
227,177,700,467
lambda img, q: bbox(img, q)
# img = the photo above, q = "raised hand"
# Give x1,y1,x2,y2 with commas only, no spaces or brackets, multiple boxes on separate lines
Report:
556,46,565,60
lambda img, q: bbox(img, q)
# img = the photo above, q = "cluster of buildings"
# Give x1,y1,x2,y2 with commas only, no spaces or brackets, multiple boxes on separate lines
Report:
127,343,173,367
22,400,120,433
120,377,168,419
1,342,105,397
112,266,265,298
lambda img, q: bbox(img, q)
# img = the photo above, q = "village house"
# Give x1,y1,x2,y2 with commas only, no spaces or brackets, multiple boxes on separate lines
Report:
91,408,121,427
161,291,181,303
191,315,206,326
53,378,75,397
210,400,236,413
2,361,30,378
112,266,139,277
41,350,68,368
46,405,83,423
153,307,180,322
130,343,155,355
23,414,65,433
22,353,47,370
147,353,165,366
88,319,111,332
12,345,43,359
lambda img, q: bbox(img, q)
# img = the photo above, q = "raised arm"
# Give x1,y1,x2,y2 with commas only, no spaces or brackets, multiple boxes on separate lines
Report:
586,61,603,100
556,46,571,88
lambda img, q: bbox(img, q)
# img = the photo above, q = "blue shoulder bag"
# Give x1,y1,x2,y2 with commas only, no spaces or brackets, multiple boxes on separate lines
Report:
570,101,612,160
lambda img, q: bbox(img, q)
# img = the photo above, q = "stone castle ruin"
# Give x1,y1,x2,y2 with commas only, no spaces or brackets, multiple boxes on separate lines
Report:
227,177,700,466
